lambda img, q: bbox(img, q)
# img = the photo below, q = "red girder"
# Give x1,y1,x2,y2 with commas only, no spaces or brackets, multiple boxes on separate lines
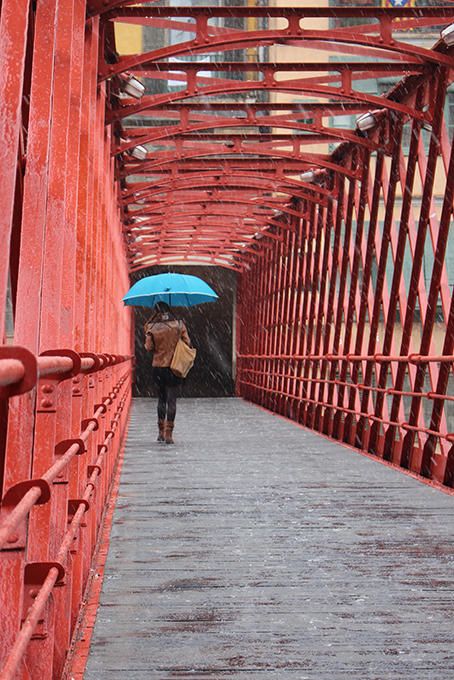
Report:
121,170,333,201
109,83,429,124
101,28,454,83
121,182,328,214
129,102,369,114
102,6,454,19
119,158,341,176
120,146,356,179
116,117,382,155
124,196,307,225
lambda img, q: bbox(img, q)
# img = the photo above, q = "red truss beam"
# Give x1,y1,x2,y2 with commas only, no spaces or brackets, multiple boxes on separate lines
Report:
116,117,383,155
128,102,369,114
121,167,334,193
102,6,454,19
118,158,340,176
125,195,294,211
120,146,356,178
103,4,454,276
108,83,428,125
120,176,331,209
124,196,307,223
125,206,283,222
100,8,454,83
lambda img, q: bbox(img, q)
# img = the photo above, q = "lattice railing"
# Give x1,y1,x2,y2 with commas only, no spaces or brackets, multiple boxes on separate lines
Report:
0,351,131,679
237,68,454,487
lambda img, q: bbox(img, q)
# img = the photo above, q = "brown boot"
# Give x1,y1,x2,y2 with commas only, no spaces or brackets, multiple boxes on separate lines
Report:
164,420,174,445
157,419,165,442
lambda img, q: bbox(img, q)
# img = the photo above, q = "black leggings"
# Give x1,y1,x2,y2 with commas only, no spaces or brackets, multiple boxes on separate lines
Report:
152,367,181,421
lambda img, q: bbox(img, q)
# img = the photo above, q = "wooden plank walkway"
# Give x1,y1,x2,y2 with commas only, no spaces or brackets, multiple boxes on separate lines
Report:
84,398,454,679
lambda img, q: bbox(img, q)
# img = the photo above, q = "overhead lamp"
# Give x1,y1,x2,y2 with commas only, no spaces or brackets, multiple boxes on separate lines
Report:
128,145,147,161
356,111,378,132
300,170,315,182
119,73,145,99
440,23,454,47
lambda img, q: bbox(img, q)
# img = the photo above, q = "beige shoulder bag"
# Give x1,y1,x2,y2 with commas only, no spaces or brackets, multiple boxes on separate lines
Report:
170,321,196,378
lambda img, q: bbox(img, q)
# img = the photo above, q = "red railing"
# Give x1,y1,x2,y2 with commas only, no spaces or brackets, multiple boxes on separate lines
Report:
0,349,132,679
237,62,454,486
0,0,134,673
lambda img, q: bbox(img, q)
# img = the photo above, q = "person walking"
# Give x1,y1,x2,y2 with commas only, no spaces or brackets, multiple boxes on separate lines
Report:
144,302,192,444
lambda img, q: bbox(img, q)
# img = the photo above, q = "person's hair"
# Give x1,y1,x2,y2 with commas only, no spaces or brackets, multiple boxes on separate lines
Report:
144,301,175,329
154,301,171,314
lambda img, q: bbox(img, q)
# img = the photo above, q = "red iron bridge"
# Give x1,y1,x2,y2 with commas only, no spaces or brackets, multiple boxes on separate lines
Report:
1,2,454,678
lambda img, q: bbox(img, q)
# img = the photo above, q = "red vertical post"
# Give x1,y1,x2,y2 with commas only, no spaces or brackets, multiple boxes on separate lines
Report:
402,129,454,474
302,203,325,427
319,178,345,435
0,0,57,667
325,155,357,437
386,69,448,468
360,115,403,457
339,150,370,442
0,0,30,335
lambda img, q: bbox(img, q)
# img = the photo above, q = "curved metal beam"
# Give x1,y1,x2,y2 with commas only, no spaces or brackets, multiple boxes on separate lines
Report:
116,117,381,155
125,196,306,222
100,29,454,84
109,81,428,125
121,145,354,181
121,172,332,205
129,256,245,274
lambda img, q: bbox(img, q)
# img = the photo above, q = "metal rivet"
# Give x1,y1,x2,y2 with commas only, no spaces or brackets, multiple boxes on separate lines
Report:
7,534,19,544
42,384,54,394
41,399,53,408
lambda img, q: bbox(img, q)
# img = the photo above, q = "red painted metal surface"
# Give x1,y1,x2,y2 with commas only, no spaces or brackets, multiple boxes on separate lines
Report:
237,57,454,487
105,4,453,494
0,2,133,676
1,1,454,675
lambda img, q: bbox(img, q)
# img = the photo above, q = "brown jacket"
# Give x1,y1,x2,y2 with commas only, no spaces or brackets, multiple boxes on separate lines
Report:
144,317,191,367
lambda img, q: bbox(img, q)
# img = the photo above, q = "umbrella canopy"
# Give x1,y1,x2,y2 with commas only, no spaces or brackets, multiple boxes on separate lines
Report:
122,273,219,308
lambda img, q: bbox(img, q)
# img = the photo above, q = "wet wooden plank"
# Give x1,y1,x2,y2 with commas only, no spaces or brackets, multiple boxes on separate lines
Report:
85,398,454,679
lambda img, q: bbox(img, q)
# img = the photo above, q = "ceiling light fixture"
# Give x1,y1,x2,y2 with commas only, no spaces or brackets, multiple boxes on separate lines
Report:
300,170,315,182
356,111,378,131
119,73,145,99
128,145,147,161
440,23,454,47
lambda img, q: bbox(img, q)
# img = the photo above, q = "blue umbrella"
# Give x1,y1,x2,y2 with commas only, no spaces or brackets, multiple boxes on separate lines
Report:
122,273,219,308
